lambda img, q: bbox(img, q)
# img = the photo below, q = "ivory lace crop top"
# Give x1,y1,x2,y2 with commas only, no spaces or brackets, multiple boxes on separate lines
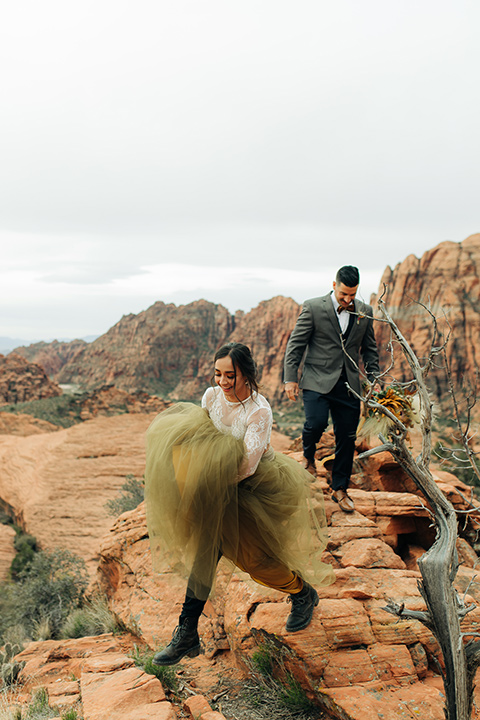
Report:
202,386,274,480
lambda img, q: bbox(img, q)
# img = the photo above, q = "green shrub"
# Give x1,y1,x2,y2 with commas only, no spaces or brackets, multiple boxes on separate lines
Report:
251,645,274,677
130,644,178,694
61,710,78,720
0,549,88,644
24,688,57,719
61,595,119,638
278,676,316,712
0,395,83,429
246,638,320,718
10,531,37,580
105,475,144,517
1,625,29,649
0,642,25,687
31,618,53,643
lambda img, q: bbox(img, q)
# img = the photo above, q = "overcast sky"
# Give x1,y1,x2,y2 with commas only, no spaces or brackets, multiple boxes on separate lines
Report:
1,0,479,343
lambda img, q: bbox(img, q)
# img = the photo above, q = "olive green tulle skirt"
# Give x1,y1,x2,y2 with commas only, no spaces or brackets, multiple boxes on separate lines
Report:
145,403,334,600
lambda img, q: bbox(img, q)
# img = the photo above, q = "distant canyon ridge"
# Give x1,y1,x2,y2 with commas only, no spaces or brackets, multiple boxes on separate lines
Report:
8,233,480,409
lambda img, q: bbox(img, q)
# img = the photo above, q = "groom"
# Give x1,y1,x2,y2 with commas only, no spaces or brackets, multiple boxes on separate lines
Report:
284,265,380,512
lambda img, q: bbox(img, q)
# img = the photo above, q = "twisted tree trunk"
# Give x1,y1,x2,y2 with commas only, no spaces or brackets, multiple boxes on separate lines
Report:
384,433,473,719
356,296,480,719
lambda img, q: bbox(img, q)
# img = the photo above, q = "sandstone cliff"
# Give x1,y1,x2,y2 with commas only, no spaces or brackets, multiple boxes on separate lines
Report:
221,295,301,404
171,295,301,403
56,300,234,397
8,234,480,421
0,353,62,405
53,296,301,402
12,339,87,377
372,233,480,404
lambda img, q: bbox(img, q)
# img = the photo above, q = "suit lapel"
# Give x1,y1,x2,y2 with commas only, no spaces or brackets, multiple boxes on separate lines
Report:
324,294,344,344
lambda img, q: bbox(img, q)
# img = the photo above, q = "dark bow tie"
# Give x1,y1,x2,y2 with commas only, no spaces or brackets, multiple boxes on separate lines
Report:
337,304,354,314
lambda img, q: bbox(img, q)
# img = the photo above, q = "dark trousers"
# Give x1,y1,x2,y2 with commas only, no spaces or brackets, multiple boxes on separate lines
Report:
302,374,360,492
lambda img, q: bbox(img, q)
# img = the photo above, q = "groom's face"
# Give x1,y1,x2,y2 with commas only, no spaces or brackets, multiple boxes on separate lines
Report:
333,282,358,309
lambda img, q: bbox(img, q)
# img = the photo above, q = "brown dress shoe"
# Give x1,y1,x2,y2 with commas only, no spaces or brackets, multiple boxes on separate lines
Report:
303,457,317,477
332,489,355,513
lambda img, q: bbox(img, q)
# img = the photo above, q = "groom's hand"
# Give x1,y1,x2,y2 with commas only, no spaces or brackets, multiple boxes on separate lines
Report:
285,382,299,401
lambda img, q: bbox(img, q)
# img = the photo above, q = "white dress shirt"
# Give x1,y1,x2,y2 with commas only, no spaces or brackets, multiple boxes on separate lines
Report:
330,291,351,334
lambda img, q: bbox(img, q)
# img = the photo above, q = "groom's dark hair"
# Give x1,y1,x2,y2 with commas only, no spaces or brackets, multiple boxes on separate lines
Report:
336,265,359,288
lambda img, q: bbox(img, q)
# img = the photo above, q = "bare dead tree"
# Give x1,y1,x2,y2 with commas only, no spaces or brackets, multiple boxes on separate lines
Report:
438,348,480,487
353,291,480,720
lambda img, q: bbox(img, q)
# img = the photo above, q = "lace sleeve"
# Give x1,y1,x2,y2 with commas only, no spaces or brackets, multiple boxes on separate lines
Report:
201,387,213,413
238,405,273,480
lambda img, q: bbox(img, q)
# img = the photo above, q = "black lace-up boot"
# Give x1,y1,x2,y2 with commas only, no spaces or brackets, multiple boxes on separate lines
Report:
286,581,319,632
152,617,201,666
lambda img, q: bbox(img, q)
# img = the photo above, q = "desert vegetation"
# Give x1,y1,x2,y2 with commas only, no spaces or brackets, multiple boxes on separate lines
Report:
104,473,145,517
0,539,120,679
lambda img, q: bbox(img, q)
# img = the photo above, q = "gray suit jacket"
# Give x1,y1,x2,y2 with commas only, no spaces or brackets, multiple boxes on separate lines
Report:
284,293,380,396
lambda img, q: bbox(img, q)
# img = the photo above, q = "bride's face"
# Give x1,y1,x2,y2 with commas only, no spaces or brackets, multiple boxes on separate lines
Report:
214,355,249,401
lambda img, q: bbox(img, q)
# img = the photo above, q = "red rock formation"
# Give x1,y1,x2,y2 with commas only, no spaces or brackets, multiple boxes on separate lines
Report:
12,234,480,420
9,634,230,719
0,386,170,431
75,385,170,421
12,339,87,377
53,297,302,402
57,300,234,398
222,295,301,404
372,233,480,406
171,296,301,402
12,634,178,719
0,353,62,405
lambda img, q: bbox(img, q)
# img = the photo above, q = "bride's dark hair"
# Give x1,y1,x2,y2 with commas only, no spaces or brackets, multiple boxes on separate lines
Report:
213,342,260,397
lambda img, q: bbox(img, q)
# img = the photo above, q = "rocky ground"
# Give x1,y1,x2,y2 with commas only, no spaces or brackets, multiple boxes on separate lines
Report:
1,411,480,719
0,412,154,577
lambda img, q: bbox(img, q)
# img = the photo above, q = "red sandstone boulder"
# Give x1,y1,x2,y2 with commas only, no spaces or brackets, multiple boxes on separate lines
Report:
12,634,176,720
0,353,61,405
75,385,170,420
